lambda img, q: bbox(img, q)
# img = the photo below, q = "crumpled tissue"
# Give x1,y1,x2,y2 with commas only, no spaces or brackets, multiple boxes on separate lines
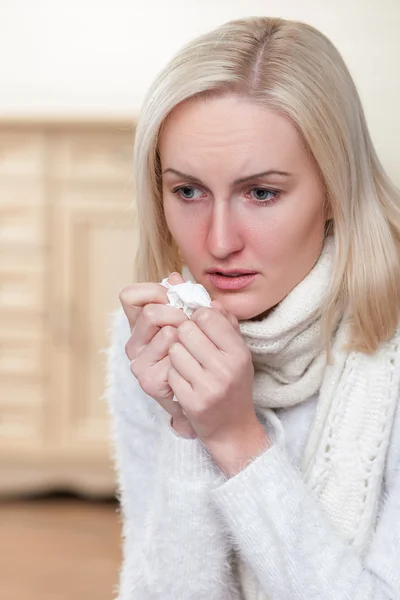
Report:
161,277,212,318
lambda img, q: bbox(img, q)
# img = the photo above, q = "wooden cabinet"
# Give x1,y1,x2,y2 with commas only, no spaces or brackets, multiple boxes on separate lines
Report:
0,121,136,497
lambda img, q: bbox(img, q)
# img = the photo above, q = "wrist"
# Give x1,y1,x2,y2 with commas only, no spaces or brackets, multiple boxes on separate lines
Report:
207,419,271,477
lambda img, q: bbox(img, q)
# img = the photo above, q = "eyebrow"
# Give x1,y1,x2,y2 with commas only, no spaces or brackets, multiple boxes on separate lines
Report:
161,168,292,186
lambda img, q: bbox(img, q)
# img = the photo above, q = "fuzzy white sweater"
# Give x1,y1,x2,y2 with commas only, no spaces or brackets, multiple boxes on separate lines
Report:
106,308,400,600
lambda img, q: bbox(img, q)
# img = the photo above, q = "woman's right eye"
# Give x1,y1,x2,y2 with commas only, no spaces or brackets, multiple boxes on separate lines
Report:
173,186,204,200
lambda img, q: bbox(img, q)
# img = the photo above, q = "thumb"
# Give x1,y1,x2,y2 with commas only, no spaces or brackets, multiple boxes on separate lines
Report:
211,300,240,332
167,272,185,286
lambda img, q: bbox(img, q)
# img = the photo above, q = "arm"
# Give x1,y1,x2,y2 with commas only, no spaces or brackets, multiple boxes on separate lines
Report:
106,309,241,600
210,423,400,600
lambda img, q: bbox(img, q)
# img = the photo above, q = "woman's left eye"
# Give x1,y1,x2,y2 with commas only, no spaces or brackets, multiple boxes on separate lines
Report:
248,187,280,203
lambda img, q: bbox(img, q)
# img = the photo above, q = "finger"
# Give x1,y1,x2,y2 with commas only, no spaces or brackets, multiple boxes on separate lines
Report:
211,300,240,332
128,324,178,364
169,341,204,385
119,282,169,331
133,354,185,420
191,306,244,354
131,354,172,399
168,366,194,405
176,320,220,371
148,358,190,420
133,304,188,352
167,272,186,286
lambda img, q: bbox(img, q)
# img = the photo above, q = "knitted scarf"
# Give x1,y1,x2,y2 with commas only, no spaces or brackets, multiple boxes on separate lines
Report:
235,236,400,600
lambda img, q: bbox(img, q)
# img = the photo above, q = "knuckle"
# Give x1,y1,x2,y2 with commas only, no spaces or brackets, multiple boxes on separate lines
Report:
139,373,154,396
162,325,178,344
125,336,136,361
141,304,157,324
130,358,140,379
196,307,214,324
168,342,180,356
229,350,252,376
124,339,132,359
118,284,133,304
178,320,196,336
118,284,140,308
239,348,253,369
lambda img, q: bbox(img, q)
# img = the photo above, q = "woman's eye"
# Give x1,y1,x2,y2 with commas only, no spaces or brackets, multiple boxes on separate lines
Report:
174,186,204,200
249,187,279,203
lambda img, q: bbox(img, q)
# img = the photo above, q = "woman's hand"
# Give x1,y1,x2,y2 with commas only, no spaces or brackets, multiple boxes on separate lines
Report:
168,301,269,474
119,273,196,438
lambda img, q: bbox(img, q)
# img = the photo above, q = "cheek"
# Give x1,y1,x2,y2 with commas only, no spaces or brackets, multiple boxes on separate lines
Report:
163,198,207,256
239,194,325,267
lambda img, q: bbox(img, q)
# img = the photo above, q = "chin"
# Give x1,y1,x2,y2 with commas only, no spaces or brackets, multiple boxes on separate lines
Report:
215,294,274,322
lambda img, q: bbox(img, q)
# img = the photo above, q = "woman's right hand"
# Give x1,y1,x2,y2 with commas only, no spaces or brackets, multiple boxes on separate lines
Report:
119,273,197,437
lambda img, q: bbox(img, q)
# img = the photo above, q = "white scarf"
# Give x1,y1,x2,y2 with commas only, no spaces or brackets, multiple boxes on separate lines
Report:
233,237,400,599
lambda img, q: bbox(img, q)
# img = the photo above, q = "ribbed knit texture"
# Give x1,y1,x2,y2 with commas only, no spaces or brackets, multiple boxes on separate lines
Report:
239,238,337,409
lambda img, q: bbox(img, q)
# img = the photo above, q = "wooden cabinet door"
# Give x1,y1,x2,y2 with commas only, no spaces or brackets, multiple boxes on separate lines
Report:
0,129,49,493
49,191,136,494
0,123,135,497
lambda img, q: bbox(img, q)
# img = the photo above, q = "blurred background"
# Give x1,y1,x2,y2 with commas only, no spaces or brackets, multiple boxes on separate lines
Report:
0,1,399,598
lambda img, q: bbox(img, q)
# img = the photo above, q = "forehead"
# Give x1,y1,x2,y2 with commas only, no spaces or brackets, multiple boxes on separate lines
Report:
158,94,305,170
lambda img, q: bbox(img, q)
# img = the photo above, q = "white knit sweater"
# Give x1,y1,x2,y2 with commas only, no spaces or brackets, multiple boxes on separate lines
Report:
106,308,400,600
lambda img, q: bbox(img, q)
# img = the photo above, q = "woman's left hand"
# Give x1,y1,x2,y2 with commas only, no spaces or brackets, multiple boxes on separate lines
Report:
168,301,269,475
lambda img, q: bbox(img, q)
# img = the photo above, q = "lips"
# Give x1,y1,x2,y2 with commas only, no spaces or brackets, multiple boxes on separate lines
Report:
207,271,257,290
206,269,257,276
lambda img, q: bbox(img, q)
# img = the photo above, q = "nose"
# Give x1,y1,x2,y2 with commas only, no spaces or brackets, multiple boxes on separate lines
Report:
206,202,244,260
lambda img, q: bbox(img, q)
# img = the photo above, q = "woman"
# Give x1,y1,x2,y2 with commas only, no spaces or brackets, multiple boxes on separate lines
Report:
106,17,400,600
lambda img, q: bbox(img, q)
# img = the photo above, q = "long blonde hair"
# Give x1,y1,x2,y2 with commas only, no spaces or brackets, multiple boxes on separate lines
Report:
131,16,400,353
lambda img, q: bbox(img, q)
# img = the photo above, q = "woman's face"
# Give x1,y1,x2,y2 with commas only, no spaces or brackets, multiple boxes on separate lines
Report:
159,94,327,320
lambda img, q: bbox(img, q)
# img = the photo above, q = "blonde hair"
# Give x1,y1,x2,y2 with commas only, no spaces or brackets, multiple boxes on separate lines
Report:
132,16,400,353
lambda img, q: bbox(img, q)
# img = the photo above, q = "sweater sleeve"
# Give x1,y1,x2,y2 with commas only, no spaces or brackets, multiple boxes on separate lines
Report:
105,309,241,600
210,401,400,600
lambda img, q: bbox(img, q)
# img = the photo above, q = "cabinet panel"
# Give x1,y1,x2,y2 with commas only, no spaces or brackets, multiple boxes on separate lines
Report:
0,335,43,380
49,129,134,183
0,264,45,316
0,204,45,249
54,182,134,206
0,182,44,206
0,253,45,335
0,350,45,450
0,398,44,447
0,130,45,177
0,408,39,439
50,200,136,451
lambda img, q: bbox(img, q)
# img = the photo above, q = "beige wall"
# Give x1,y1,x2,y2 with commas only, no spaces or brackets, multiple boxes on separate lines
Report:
0,0,398,183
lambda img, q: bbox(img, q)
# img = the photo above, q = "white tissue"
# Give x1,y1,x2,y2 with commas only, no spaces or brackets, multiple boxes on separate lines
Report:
161,278,212,318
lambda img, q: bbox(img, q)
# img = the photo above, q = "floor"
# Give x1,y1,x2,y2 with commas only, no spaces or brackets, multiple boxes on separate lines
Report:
0,494,122,600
